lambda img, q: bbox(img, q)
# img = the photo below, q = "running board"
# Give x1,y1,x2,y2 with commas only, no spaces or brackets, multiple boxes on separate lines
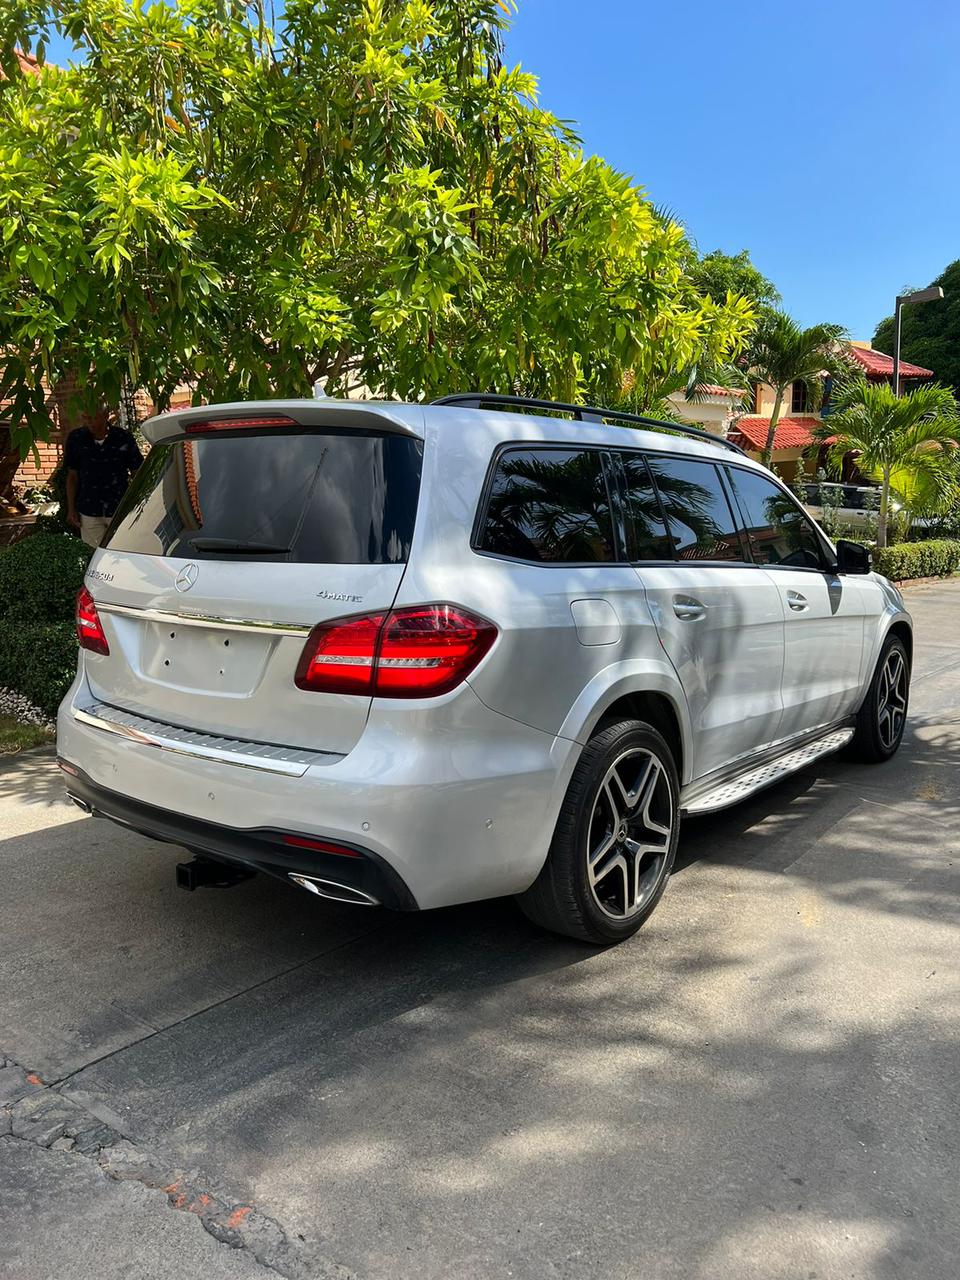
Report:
682,727,854,815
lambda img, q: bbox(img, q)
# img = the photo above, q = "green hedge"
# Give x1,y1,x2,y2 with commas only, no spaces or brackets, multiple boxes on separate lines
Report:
0,621,79,716
0,531,92,715
873,539,960,582
0,531,92,622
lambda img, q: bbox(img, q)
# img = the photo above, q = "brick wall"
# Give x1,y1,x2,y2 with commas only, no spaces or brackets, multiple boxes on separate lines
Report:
2,376,68,491
5,380,203,491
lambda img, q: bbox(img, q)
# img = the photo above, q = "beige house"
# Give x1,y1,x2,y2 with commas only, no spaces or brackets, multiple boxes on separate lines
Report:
670,341,935,481
665,384,746,438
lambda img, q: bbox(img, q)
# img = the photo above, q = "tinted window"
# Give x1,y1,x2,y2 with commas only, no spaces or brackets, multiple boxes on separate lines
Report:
479,447,616,562
618,453,673,560
646,457,745,562
105,430,422,563
727,467,824,569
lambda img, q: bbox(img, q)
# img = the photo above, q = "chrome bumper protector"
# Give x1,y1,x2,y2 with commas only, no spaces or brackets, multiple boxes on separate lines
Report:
72,700,342,777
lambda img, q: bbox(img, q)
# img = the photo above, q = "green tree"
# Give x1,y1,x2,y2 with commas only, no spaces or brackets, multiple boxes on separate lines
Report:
811,379,960,549
748,312,845,467
693,249,780,316
873,261,959,394
0,0,755,467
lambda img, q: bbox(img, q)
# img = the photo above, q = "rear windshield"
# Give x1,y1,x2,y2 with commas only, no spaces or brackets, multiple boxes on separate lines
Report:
104,429,423,564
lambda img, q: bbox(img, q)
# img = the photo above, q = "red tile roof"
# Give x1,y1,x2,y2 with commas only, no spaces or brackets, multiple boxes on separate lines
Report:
729,416,821,451
1,50,42,80
699,384,746,398
847,346,932,380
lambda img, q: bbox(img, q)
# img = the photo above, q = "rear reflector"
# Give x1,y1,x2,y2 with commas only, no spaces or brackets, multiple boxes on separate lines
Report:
76,586,109,655
183,415,297,434
296,604,497,698
282,834,362,858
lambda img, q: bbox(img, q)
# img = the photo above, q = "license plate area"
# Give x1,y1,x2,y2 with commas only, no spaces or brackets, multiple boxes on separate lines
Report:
140,622,273,695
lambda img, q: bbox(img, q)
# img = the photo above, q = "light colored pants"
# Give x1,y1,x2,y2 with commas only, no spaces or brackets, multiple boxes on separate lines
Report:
79,515,111,548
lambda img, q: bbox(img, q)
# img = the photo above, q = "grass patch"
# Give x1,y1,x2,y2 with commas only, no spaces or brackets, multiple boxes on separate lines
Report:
0,715,54,754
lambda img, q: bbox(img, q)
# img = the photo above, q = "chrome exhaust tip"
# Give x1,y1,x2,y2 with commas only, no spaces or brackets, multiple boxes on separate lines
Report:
288,873,379,907
66,792,92,814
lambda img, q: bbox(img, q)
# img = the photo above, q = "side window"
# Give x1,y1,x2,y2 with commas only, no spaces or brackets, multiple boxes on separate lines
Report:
478,447,617,563
646,457,745,562
618,452,674,560
726,467,824,569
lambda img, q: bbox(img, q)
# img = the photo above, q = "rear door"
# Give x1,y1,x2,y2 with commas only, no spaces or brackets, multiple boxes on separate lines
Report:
87,421,423,754
628,452,786,781
724,464,866,736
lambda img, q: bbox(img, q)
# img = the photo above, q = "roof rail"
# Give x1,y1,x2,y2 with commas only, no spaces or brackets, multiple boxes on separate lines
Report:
430,392,746,456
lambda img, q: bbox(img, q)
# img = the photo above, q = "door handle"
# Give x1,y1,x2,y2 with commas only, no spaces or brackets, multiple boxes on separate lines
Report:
672,595,706,621
786,590,808,612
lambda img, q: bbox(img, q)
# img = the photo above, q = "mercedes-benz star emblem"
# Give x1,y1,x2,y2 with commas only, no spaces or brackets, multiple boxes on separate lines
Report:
175,563,199,592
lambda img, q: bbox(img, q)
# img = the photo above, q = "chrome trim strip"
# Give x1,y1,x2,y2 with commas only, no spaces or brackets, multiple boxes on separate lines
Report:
96,601,311,637
72,701,342,777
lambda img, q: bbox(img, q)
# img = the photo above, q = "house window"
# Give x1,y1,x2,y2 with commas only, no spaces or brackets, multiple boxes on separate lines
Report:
791,380,810,413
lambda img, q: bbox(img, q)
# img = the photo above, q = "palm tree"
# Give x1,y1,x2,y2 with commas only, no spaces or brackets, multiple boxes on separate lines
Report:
748,312,845,468
811,380,960,548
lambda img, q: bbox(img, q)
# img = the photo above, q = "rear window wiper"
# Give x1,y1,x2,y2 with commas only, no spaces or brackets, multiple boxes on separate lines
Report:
187,538,292,555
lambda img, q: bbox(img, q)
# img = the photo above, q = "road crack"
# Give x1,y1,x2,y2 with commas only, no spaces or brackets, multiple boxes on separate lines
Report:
0,1051,354,1280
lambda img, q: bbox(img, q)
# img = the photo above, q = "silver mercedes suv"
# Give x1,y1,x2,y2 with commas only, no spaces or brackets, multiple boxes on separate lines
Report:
57,394,912,944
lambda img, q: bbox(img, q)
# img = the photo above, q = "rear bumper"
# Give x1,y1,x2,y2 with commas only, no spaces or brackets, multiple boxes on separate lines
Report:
59,761,416,909
57,672,578,910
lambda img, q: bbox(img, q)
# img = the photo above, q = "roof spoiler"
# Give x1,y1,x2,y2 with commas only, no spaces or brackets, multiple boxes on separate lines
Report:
141,399,425,446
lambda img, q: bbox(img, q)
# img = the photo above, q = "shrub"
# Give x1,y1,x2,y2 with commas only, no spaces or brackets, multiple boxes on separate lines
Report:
0,621,78,716
0,531,91,622
0,529,91,716
872,539,960,582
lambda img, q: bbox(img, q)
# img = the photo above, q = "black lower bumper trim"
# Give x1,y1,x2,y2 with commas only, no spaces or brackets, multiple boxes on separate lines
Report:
59,760,418,911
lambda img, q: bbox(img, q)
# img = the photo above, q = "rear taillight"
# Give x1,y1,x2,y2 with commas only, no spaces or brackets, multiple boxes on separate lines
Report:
76,586,109,655
183,415,297,434
295,604,496,698
295,612,385,695
376,606,497,696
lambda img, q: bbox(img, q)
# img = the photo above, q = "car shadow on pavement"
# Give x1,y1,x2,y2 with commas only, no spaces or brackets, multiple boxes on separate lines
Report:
43,856,960,1280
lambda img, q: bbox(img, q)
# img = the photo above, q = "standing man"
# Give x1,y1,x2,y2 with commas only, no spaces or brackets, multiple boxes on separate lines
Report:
64,404,144,548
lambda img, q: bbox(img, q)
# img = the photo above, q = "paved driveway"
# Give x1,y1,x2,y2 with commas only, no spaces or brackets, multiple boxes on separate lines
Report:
3,582,960,1280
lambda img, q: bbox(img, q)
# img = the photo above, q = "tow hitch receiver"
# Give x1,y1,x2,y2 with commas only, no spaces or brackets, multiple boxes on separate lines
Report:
176,858,257,891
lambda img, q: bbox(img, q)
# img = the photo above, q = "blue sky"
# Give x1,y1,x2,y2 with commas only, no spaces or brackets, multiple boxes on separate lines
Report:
41,0,958,341
506,0,960,340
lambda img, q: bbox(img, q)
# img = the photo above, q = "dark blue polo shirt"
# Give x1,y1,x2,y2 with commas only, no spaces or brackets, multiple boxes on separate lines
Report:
64,425,144,517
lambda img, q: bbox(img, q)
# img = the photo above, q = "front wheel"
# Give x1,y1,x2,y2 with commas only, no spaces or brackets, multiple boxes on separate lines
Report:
850,635,910,762
517,719,679,944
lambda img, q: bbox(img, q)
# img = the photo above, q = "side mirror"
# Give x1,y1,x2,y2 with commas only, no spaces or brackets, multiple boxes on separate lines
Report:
835,539,872,575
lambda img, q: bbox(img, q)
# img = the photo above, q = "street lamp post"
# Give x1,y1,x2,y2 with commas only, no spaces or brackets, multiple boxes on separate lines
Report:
892,285,944,396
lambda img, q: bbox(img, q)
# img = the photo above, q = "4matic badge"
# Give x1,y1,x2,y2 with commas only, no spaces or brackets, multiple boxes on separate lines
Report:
316,588,363,603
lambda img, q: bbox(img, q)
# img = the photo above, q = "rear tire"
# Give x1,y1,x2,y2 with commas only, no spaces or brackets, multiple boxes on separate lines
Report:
849,635,910,763
517,719,679,944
